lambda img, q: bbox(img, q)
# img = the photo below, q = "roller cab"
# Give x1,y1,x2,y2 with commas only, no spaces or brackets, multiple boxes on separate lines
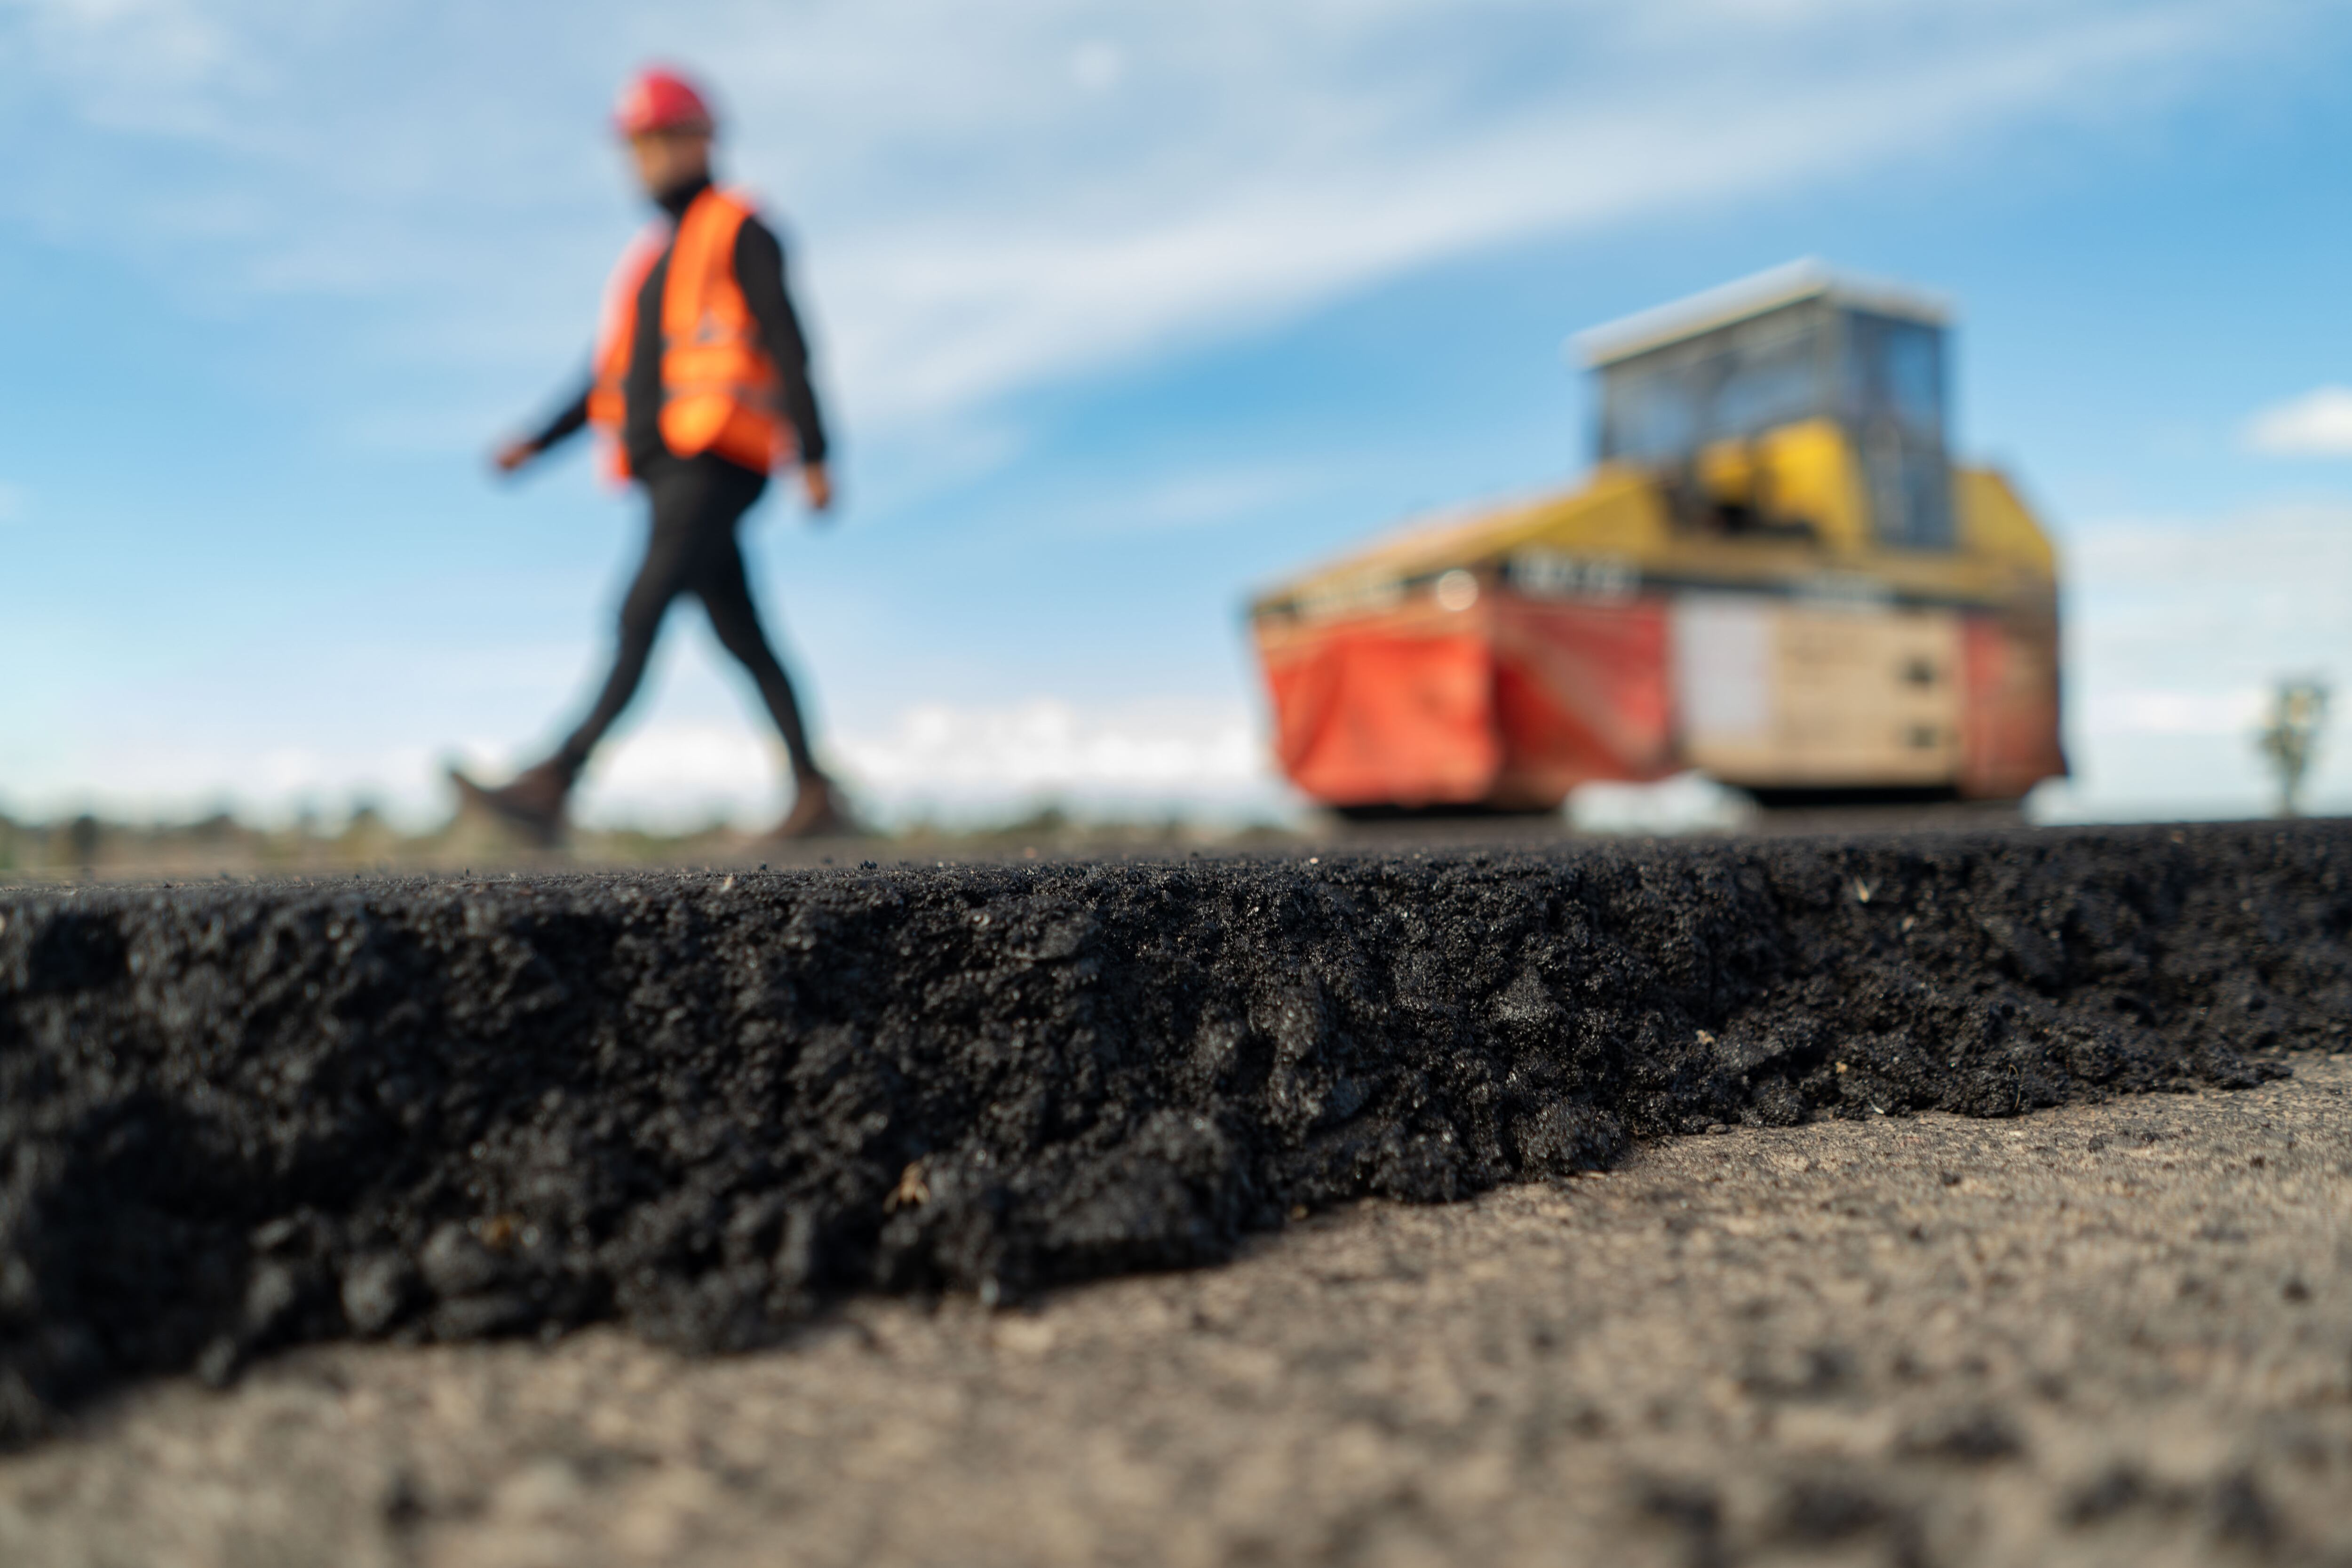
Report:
1248,262,2066,812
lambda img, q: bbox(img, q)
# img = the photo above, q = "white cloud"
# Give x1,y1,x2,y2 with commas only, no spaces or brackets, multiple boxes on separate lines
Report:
576,721,781,831
2094,688,2267,737
2243,386,2352,456
2042,505,2352,818
2,733,455,830
1001,462,1330,545
0,0,2307,446
784,0,2252,429
0,698,1287,832
1069,40,1125,95
829,697,1280,825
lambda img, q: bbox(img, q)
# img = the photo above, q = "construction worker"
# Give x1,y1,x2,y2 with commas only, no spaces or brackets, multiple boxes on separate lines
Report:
453,64,850,842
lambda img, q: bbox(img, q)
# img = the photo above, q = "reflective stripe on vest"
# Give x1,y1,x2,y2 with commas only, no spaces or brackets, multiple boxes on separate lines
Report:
586,188,794,481
586,224,665,479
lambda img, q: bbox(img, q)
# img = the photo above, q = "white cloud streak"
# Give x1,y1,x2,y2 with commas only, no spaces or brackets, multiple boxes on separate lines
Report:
2043,505,2352,816
558,700,1282,831
0,0,2306,447
832,698,1272,821
0,701,1287,832
2243,386,2352,456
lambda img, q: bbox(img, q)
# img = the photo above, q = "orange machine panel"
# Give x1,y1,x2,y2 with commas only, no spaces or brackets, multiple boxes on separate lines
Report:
1489,597,1676,806
1261,627,1501,807
1959,613,2067,799
1257,594,1679,811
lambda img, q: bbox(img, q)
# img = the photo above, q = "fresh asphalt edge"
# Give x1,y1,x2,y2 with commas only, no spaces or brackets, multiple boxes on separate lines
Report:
2,822,2347,1445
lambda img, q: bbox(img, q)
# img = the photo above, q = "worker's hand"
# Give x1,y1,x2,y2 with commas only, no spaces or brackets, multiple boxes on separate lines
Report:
491,438,536,476
803,461,834,515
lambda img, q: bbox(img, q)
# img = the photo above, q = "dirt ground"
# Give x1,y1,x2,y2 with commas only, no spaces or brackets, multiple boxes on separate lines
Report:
3,1057,2343,1568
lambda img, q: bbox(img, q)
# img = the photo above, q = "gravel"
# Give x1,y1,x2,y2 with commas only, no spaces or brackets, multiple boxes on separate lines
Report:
3,822,2347,1449
2,1059,2344,1567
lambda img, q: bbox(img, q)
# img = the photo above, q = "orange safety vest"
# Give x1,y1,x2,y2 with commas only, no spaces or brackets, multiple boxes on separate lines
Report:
586,187,795,481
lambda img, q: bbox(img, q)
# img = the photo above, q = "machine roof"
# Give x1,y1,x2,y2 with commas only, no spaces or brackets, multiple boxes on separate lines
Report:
1572,258,1951,368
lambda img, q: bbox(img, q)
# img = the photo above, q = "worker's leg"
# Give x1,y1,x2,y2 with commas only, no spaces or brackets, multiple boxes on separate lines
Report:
548,462,707,772
684,471,823,780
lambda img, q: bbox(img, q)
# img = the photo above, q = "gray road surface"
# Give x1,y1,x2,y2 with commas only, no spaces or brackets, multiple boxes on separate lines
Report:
3,1057,2345,1568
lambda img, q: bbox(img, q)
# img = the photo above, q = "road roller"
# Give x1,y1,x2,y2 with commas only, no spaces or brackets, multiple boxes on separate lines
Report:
1247,261,2066,813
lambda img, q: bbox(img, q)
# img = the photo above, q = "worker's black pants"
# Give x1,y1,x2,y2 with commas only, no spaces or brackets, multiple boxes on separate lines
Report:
555,454,817,778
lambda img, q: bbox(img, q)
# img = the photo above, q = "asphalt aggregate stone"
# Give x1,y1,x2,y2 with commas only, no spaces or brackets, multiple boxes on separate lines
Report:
7,1058,2345,1567
1,820,2347,1446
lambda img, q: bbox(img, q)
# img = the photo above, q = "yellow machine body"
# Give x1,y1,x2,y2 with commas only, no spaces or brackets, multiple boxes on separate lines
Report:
1249,264,2066,808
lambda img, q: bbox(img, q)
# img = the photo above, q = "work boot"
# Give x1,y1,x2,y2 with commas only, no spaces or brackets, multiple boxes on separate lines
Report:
448,758,574,848
767,772,858,841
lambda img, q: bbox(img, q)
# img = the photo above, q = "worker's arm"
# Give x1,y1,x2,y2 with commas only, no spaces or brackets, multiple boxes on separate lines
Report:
733,216,832,507
493,374,594,473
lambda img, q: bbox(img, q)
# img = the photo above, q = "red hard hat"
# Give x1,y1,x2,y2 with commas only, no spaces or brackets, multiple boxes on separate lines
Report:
614,66,715,137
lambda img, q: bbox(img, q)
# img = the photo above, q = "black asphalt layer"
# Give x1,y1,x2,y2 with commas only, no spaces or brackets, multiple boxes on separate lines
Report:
2,823,2347,1448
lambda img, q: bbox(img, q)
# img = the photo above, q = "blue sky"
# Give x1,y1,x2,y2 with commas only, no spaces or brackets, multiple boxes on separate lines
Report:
4,0,2351,829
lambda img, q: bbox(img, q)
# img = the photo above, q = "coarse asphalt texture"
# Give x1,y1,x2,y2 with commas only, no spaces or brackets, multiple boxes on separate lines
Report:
1,821,2347,1450
5,1060,2346,1567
